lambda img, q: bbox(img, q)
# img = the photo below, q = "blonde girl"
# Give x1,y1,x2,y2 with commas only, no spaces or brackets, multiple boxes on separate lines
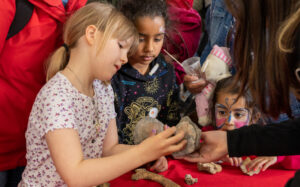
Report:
19,2,185,186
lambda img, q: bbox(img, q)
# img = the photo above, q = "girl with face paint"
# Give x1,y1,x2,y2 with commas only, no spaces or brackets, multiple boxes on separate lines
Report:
211,76,261,131
207,76,300,173
202,76,264,167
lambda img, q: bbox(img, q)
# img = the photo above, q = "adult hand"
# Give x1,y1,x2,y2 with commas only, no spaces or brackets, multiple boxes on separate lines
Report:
183,75,206,94
246,156,277,172
183,130,228,163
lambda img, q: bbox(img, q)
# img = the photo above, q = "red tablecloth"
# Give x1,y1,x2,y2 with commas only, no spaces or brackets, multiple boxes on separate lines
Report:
109,159,296,187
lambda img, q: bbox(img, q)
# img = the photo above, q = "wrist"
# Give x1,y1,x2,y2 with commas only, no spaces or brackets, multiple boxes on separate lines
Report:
135,143,152,165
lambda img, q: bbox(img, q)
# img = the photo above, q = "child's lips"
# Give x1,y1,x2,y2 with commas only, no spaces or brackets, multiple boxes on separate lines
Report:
115,65,120,71
141,56,154,61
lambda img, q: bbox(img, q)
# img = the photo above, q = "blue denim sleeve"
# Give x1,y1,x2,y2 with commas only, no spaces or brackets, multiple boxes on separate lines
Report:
200,0,234,64
267,93,300,123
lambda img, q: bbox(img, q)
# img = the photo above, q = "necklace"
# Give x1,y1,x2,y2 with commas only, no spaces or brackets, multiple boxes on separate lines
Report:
66,66,101,133
92,96,101,133
66,66,84,90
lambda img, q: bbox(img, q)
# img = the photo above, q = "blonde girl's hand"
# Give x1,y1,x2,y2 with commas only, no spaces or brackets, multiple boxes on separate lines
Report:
221,155,243,167
183,74,207,94
138,126,186,163
246,156,277,172
149,156,168,173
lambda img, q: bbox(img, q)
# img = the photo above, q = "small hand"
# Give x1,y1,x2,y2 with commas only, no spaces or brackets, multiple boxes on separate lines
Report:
246,156,277,172
221,155,243,167
149,156,168,173
138,126,187,163
183,75,206,94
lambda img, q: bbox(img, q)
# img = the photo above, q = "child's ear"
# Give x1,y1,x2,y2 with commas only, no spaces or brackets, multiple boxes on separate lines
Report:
85,25,98,46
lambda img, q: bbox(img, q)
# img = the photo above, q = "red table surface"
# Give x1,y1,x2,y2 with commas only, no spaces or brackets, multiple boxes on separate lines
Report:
109,158,296,187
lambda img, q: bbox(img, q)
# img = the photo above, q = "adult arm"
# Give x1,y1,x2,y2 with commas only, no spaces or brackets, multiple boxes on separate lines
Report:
183,118,300,163
228,118,300,157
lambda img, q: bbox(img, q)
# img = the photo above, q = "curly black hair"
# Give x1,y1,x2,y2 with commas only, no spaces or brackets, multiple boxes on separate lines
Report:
118,0,168,27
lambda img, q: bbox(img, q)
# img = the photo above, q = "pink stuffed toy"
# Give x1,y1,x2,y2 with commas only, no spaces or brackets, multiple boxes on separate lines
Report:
195,45,232,126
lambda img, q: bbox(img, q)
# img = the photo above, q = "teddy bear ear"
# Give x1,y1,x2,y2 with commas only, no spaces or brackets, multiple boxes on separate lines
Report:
295,68,300,83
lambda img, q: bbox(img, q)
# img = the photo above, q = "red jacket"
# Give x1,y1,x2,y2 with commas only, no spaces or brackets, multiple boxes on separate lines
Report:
163,0,202,84
0,0,86,171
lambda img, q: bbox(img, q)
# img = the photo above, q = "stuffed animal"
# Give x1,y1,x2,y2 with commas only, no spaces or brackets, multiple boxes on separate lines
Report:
195,45,232,126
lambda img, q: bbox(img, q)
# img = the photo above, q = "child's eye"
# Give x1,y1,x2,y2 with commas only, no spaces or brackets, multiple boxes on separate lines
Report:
234,112,245,119
154,38,162,42
218,111,227,116
118,42,123,49
139,38,145,42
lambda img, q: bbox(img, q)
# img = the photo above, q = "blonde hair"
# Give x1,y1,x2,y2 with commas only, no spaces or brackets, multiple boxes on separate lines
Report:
46,2,138,81
278,5,300,53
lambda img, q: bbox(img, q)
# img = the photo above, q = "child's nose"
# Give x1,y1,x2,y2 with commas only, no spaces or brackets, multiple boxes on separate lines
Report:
223,122,235,130
227,114,235,125
120,52,128,64
144,40,154,52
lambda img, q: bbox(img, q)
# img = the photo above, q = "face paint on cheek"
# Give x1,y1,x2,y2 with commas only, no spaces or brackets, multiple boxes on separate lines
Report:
233,115,250,129
233,121,248,128
216,118,227,129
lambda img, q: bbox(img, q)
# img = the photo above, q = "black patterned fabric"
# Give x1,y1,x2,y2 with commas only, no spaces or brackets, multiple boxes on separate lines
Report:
112,55,180,144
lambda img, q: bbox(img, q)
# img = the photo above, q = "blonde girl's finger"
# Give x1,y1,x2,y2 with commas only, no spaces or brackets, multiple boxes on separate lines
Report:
158,126,177,138
164,124,169,130
149,128,157,136
166,139,187,155
165,130,185,145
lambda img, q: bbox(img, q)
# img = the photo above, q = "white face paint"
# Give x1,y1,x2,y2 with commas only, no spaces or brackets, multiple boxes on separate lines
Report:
159,26,165,33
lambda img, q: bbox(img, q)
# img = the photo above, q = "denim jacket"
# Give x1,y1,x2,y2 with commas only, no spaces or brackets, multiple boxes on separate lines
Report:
200,0,234,64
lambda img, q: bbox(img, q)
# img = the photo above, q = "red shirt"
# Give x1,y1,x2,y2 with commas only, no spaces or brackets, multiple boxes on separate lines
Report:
0,0,86,170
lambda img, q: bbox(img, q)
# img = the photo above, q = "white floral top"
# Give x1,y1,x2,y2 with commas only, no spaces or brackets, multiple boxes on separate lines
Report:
19,72,116,186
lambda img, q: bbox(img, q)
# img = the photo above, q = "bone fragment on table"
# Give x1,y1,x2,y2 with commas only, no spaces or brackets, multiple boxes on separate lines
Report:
185,174,198,185
132,168,180,187
197,162,222,174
